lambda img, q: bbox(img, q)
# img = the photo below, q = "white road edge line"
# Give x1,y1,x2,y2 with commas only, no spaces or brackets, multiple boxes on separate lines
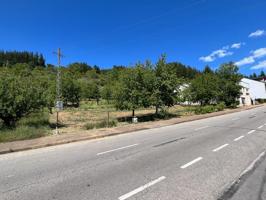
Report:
258,125,264,129
247,130,256,135
180,157,203,169
118,176,166,200
212,144,229,152
194,126,209,131
97,144,139,155
240,151,265,176
234,136,245,142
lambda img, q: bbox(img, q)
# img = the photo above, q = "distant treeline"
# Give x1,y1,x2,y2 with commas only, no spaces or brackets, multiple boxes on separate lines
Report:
0,51,45,67
0,50,201,80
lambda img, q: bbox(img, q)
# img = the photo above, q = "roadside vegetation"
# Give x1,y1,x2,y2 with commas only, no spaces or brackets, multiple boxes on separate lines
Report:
1,50,261,142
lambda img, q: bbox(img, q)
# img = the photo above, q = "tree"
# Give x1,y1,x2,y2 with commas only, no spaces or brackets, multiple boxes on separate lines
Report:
188,73,220,105
0,51,46,67
203,65,213,74
62,72,81,107
68,62,92,75
216,62,242,107
0,66,48,126
260,71,265,78
167,62,200,79
152,56,180,114
101,85,113,104
114,63,155,117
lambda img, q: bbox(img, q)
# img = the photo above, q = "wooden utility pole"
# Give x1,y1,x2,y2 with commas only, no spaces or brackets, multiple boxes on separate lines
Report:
53,48,64,134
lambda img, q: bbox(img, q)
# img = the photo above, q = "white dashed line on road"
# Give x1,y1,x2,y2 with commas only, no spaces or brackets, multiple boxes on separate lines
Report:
180,157,203,169
258,125,264,129
97,144,139,155
118,176,166,200
248,130,256,135
194,126,209,131
234,136,245,142
212,144,229,152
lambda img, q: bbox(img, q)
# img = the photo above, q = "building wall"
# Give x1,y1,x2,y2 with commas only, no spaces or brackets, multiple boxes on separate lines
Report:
241,78,266,100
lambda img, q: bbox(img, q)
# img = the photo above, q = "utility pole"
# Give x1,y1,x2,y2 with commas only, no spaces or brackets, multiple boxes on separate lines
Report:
53,48,64,134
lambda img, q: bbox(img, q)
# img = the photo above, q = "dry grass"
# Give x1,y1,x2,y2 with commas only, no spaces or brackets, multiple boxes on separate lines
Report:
49,101,195,134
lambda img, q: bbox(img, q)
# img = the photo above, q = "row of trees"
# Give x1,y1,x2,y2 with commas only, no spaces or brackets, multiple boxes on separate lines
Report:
186,64,242,107
248,71,265,79
0,51,45,67
0,53,242,127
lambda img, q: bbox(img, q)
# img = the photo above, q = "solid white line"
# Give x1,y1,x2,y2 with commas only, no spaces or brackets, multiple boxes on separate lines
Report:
194,126,209,131
212,144,229,152
97,144,139,155
240,151,265,176
118,176,166,200
258,125,264,129
180,157,203,169
247,130,256,135
234,136,245,142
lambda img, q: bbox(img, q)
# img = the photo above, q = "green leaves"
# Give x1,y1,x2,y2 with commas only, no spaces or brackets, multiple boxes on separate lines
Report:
188,73,220,106
113,56,181,114
187,62,242,107
0,66,48,126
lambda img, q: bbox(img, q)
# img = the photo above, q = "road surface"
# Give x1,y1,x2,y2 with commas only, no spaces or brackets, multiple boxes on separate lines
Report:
1,105,266,200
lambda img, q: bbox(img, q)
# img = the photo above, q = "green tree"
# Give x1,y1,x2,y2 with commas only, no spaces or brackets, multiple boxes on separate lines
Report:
101,85,113,104
62,72,81,107
0,66,47,126
152,56,180,114
188,73,220,105
216,62,242,107
203,65,213,74
68,62,92,75
114,63,155,117
260,70,265,78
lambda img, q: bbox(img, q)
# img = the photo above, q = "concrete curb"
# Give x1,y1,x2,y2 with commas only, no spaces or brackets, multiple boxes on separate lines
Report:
0,105,263,155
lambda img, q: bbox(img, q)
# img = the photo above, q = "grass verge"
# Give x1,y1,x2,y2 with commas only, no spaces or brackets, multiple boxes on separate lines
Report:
0,111,51,143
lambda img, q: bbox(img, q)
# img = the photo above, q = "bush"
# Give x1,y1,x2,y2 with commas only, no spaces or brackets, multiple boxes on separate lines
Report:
216,102,225,111
257,99,266,104
84,119,117,130
194,103,225,114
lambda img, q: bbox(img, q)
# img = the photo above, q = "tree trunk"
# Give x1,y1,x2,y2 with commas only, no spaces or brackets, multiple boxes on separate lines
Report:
132,109,135,117
155,106,159,115
2,117,16,127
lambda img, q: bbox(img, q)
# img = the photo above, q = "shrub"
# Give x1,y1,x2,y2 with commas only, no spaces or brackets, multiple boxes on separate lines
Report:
194,103,225,115
216,102,225,111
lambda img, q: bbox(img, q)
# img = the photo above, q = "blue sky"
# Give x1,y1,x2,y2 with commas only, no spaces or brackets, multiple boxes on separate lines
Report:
0,0,266,75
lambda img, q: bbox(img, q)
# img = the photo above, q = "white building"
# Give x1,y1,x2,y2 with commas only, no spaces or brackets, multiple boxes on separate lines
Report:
239,78,266,106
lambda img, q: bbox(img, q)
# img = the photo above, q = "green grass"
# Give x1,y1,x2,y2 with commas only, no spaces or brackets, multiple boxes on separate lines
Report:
0,111,51,143
0,126,50,143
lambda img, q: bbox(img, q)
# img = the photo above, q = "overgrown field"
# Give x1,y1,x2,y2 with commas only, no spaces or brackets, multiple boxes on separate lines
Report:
0,101,227,143
0,112,51,143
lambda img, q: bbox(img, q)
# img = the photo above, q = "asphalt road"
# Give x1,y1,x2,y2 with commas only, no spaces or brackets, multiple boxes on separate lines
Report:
1,106,266,200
